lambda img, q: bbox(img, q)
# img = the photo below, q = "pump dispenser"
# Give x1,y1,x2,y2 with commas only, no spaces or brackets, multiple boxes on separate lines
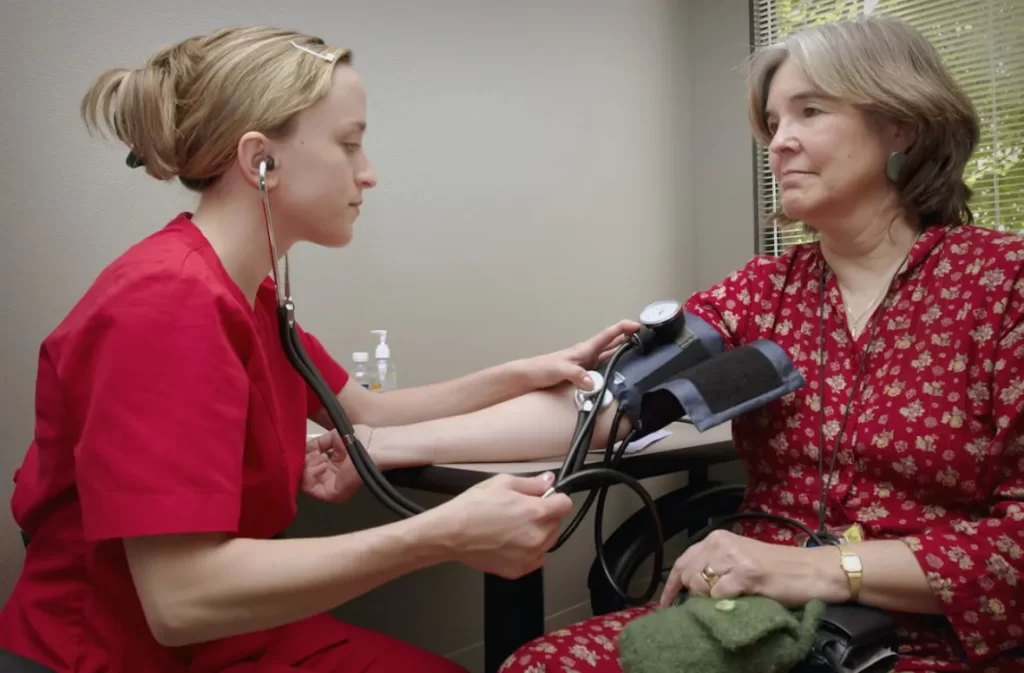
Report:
370,330,397,391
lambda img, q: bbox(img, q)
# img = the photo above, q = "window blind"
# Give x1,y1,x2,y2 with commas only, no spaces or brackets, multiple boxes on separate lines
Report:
751,0,1024,256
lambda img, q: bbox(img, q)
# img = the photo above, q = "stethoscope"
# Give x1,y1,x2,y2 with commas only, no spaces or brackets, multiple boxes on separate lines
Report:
258,157,684,605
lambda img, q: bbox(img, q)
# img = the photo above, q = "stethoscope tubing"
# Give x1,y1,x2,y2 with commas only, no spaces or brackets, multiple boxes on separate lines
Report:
258,158,663,603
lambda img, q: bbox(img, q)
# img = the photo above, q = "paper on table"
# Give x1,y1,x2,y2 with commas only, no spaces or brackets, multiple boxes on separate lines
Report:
590,428,673,455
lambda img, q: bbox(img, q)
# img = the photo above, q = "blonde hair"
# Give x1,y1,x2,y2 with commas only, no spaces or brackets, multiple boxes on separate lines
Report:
744,14,979,228
81,26,351,191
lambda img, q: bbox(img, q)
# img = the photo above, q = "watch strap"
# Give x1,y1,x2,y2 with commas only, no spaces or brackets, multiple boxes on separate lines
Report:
837,544,863,601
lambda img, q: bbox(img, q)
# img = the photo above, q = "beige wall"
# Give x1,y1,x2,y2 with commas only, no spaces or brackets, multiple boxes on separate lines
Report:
0,0,754,670
688,1,761,286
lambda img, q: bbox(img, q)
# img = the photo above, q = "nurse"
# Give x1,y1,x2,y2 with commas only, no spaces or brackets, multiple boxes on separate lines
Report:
0,26,638,673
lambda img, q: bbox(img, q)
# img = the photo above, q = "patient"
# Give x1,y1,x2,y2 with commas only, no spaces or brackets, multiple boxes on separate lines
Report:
500,14,1024,673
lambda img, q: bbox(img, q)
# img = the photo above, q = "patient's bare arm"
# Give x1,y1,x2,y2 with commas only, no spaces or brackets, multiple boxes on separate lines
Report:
368,381,630,468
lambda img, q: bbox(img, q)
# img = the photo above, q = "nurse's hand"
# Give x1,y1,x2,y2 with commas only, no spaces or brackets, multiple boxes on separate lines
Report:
520,319,642,390
301,427,373,504
435,471,573,579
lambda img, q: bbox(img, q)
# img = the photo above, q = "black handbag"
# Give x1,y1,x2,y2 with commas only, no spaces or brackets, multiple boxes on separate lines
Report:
793,602,898,673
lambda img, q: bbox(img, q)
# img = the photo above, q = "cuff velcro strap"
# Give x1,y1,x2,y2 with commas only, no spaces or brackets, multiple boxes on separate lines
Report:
638,339,805,432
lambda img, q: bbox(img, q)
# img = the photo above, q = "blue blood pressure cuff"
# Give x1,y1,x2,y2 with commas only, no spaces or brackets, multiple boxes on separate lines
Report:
638,339,805,433
606,312,725,429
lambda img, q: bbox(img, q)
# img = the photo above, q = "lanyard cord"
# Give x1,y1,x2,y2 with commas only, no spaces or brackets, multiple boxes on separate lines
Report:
815,242,916,540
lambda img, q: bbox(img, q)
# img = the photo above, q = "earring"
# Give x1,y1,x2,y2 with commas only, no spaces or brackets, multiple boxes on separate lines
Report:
886,151,907,182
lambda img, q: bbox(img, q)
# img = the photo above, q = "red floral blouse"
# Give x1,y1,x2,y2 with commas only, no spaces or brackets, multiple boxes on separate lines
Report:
502,223,1024,673
682,223,1024,671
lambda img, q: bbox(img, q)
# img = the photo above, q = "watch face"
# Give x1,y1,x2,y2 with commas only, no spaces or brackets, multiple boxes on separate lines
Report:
639,299,682,327
841,555,863,572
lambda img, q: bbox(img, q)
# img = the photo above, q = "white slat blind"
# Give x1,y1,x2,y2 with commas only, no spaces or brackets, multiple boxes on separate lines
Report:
751,0,1024,256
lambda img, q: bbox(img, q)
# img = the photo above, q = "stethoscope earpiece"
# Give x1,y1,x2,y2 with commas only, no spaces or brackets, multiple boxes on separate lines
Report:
257,154,288,307
258,156,276,181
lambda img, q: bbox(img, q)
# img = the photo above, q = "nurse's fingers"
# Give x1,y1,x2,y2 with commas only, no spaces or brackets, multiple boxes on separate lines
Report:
306,432,329,453
306,461,330,480
306,430,342,455
305,452,328,468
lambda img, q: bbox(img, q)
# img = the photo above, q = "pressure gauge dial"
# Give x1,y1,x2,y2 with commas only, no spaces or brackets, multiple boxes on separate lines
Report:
639,299,683,328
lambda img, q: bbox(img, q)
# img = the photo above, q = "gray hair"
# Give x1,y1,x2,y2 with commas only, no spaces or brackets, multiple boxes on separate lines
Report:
745,14,979,228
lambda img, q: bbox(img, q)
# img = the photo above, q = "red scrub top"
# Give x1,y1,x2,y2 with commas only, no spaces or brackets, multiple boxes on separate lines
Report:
0,213,353,672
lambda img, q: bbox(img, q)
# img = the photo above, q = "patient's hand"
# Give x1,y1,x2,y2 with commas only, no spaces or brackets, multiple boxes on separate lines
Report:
659,529,846,609
522,319,641,390
301,426,374,504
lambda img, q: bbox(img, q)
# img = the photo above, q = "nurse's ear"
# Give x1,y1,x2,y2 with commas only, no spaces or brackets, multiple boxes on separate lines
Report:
237,131,278,190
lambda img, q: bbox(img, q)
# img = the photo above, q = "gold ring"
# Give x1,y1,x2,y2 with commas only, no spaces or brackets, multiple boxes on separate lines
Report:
700,565,719,589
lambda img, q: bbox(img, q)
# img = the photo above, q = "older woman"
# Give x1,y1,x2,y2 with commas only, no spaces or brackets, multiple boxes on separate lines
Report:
501,14,1024,673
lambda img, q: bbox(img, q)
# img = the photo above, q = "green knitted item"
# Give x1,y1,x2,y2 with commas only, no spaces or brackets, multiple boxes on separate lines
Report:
618,595,825,673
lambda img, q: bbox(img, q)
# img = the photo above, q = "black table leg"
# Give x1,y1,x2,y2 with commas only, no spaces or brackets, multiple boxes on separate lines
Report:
689,464,709,488
483,569,545,673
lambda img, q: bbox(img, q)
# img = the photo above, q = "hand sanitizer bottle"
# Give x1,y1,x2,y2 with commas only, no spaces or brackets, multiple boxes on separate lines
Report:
351,352,371,390
370,330,397,391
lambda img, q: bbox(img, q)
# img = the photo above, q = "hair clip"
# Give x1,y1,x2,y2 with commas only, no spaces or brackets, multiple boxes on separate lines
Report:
126,151,145,168
290,40,336,62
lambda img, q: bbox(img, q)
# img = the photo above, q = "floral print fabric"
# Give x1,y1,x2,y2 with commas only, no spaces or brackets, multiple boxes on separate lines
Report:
498,606,654,673
500,225,1024,673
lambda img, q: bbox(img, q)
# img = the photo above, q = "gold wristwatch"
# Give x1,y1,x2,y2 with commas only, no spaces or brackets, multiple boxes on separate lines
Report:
837,544,863,601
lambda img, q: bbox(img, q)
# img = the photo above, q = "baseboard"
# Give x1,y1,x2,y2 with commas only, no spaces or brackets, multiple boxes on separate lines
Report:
444,599,594,673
